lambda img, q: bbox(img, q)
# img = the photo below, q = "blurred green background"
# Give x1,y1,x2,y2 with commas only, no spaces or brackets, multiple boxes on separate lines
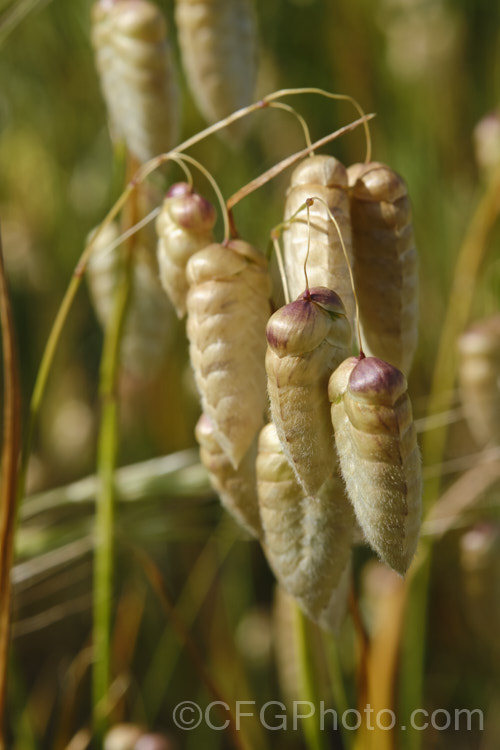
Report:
0,0,499,748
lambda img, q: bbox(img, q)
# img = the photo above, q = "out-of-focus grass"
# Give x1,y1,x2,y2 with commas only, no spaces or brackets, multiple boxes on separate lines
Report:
1,0,499,748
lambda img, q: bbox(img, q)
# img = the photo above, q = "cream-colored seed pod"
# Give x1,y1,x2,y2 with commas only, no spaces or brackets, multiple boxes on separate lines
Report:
458,315,500,447
156,183,217,318
329,355,422,575
195,413,261,538
104,724,145,750
257,422,354,631
473,111,500,177
265,287,351,496
174,0,257,144
87,222,174,379
91,0,180,163
347,161,418,374
282,155,355,328
186,240,271,468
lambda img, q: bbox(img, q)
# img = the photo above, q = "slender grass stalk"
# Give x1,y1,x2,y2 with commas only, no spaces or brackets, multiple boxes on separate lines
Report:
0,229,21,747
214,539,270,750
133,543,247,750
10,658,37,750
295,606,328,750
139,520,235,722
92,188,136,740
323,633,353,750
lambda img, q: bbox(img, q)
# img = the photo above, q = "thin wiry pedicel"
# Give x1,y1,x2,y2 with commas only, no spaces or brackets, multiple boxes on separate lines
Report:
91,0,180,163
175,0,257,144
257,422,354,632
195,413,262,538
282,155,355,328
265,287,351,496
329,355,422,575
186,240,271,469
347,162,419,374
156,183,217,318
458,315,500,447
86,221,175,380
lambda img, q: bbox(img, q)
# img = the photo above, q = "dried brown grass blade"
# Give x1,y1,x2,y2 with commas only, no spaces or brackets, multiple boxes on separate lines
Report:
0,226,22,746
354,571,405,750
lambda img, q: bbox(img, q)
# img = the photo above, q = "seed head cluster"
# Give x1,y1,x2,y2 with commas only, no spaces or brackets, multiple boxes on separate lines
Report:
153,158,422,630
89,1,423,628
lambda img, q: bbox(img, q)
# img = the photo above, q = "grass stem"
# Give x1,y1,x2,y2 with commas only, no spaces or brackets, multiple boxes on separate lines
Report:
91,187,136,741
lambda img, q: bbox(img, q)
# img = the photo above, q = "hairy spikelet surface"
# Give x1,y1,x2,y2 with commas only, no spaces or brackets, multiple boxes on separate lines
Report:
91,0,180,162
195,413,261,537
156,183,216,318
87,221,175,379
186,240,271,468
257,422,354,631
282,155,355,328
329,356,422,575
175,0,257,144
458,315,500,447
266,288,351,496
348,162,418,374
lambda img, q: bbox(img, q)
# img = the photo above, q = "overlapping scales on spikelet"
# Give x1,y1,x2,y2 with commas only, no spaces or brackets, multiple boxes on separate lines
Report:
175,0,257,144
348,162,418,374
282,155,355,328
265,287,351,496
195,413,261,538
257,422,354,631
186,240,271,468
91,0,180,162
329,355,422,575
156,183,216,318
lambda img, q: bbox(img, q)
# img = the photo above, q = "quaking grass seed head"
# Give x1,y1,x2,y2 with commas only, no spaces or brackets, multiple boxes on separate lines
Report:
329,354,422,576
175,0,257,145
256,421,354,632
282,155,355,328
91,0,180,163
347,161,418,374
195,413,261,538
186,240,271,469
265,287,351,496
156,183,216,317
164,183,217,231
458,314,500,447
266,288,349,357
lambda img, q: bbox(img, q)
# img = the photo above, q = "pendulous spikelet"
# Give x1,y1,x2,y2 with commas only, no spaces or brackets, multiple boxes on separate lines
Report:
87,221,175,379
156,183,217,318
186,240,271,468
257,422,354,631
329,355,422,575
195,413,261,538
282,155,355,327
265,287,351,496
458,315,500,447
174,0,257,144
91,0,180,163
347,161,419,374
